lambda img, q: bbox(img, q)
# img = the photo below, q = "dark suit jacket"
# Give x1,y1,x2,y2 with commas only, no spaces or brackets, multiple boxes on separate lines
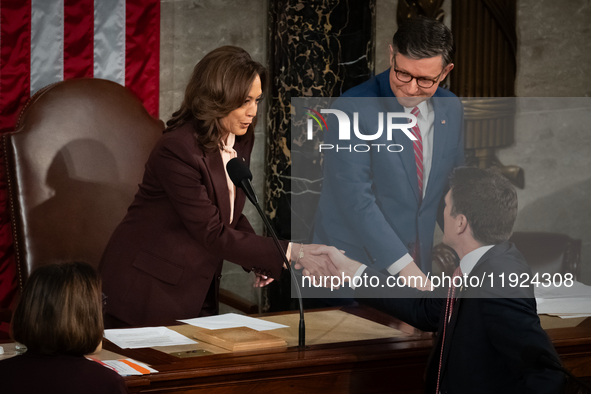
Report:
313,70,464,273
100,122,287,327
0,352,128,393
356,242,564,394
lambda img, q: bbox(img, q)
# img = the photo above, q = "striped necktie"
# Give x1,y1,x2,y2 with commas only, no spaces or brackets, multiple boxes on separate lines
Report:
436,266,464,394
410,106,424,201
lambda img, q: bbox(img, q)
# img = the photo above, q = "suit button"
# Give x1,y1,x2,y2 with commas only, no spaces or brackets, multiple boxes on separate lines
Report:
408,242,415,250
217,275,222,281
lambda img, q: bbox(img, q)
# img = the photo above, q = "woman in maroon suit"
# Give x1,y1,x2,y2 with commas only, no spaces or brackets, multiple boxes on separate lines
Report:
0,262,128,394
100,46,336,328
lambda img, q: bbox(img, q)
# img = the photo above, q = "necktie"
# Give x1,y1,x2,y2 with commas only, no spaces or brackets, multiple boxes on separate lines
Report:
410,106,423,201
435,266,463,394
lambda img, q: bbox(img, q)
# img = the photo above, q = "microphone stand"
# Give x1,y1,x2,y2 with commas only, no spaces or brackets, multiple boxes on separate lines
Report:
250,200,306,349
227,158,305,348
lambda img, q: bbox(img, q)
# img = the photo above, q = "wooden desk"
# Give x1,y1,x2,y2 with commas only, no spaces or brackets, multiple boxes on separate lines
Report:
96,306,591,394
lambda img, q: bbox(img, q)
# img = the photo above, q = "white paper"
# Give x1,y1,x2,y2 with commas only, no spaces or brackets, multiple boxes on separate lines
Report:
535,281,591,319
100,359,158,376
104,326,197,349
534,280,591,299
536,297,591,317
178,313,288,331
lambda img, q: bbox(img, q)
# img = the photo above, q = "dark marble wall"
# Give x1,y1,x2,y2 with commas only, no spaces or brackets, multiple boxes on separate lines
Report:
265,0,375,311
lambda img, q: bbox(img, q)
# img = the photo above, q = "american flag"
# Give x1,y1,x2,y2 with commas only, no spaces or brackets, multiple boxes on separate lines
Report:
0,0,160,336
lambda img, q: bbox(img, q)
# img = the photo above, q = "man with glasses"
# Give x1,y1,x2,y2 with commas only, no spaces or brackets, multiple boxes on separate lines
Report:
313,17,464,286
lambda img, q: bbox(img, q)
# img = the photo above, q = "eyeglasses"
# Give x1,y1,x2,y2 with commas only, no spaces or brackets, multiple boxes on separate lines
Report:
392,58,445,89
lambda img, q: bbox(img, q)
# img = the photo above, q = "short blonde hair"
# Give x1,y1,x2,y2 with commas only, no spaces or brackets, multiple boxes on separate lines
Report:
11,262,103,355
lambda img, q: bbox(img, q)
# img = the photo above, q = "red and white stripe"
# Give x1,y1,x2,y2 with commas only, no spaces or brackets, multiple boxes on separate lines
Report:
0,0,160,132
410,106,424,200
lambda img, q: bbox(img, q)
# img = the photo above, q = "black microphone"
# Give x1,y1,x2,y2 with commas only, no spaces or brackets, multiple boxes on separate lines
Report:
227,157,306,349
521,346,591,391
227,158,258,205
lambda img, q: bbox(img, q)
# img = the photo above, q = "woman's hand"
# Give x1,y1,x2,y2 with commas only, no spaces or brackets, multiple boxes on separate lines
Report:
254,273,274,288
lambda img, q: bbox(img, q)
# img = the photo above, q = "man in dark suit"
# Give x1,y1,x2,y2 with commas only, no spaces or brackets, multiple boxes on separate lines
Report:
316,167,564,393
313,17,464,279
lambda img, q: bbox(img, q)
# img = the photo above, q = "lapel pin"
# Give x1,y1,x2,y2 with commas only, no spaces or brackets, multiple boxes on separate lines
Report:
441,120,446,124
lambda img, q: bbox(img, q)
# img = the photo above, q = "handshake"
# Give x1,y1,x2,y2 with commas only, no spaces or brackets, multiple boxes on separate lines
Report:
253,244,357,288
291,244,361,282
254,244,431,291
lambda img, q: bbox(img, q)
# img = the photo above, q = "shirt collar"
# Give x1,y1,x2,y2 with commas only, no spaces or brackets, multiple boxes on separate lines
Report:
460,244,495,275
402,99,431,119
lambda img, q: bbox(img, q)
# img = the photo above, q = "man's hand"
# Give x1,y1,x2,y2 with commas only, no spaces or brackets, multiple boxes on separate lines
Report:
304,245,363,280
291,244,341,278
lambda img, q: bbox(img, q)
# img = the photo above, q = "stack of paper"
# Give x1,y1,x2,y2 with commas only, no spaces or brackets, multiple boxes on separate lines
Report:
104,326,198,349
535,281,591,319
178,313,288,331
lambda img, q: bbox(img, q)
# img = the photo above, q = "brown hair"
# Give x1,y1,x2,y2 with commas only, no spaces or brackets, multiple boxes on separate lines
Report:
166,46,267,152
449,167,518,245
11,262,104,356
392,17,455,67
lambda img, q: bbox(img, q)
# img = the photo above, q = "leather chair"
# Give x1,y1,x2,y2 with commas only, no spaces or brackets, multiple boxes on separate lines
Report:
432,232,582,280
2,78,163,298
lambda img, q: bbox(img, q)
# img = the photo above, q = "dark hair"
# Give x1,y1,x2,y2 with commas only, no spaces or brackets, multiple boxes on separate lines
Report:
449,167,518,245
11,262,104,356
166,46,267,152
392,17,455,67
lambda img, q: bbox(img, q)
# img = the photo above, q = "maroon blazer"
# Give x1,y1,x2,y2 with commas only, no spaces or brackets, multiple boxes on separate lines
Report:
100,121,287,327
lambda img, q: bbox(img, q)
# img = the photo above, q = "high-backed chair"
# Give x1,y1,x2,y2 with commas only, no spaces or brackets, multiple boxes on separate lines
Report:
3,78,163,290
432,232,582,280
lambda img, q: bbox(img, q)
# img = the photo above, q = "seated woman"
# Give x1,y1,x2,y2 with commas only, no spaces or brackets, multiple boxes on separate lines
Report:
0,262,128,394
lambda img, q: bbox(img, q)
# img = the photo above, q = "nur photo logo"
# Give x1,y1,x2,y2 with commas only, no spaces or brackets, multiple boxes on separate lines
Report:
304,107,418,153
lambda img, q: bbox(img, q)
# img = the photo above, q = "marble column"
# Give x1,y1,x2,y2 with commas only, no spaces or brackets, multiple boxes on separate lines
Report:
265,0,375,311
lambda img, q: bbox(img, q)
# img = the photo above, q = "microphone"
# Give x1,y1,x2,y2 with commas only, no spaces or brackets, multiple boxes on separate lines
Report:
227,157,258,205
227,157,306,349
521,346,591,391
